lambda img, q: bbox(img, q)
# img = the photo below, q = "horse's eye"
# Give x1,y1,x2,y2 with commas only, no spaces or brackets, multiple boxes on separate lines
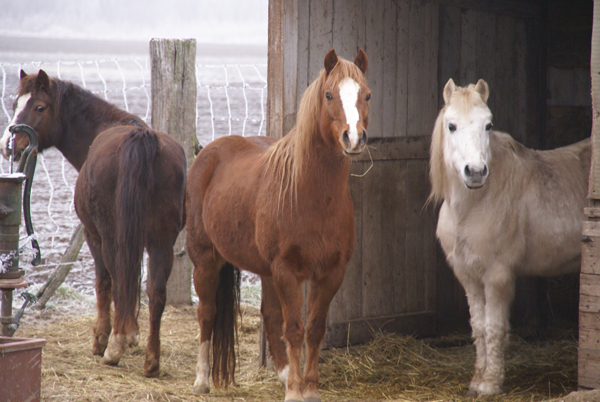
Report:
325,93,333,101
485,122,493,131
35,105,45,112
448,123,456,132
366,94,371,101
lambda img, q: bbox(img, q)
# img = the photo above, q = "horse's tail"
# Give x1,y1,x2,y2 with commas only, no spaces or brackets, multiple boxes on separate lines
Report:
115,128,158,310
212,262,241,387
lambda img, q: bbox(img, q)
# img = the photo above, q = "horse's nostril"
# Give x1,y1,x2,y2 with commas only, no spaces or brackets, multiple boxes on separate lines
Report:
464,165,472,178
360,130,367,145
482,165,488,177
342,131,350,145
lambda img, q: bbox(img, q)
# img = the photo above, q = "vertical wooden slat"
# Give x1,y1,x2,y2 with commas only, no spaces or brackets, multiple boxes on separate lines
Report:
494,14,516,135
395,0,410,137
514,19,528,144
361,161,387,318
364,1,385,138
459,8,477,86
268,0,284,139
296,0,310,111
389,160,408,314
332,0,360,58
438,4,461,110
407,1,439,137
382,1,398,138
475,11,496,110
282,0,299,136
588,0,600,198
150,38,197,306
308,0,334,83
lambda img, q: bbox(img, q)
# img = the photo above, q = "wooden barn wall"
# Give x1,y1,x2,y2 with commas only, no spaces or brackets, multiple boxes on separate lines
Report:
268,0,546,346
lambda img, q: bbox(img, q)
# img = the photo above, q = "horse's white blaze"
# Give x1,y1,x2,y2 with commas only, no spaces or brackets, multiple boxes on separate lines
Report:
339,77,360,148
1,93,31,156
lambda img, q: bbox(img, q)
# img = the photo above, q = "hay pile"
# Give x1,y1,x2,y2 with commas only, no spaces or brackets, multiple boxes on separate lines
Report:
15,292,577,402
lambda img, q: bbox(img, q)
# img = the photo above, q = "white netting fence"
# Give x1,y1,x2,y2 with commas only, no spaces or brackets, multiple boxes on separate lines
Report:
0,57,267,299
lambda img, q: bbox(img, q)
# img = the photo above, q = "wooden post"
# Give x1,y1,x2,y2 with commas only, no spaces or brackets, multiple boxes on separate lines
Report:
150,38,197,306
579,0,600,389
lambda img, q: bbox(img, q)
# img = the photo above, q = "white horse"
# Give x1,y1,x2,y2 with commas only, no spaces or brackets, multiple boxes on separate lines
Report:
430,78,591,396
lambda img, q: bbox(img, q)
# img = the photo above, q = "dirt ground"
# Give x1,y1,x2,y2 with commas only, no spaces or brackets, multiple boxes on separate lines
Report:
10,293,588,402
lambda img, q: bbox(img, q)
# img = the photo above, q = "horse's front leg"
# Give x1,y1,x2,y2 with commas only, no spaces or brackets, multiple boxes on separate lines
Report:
453,266,486,396
260,276,290,387
272,259,305,402
85,230,112,357
479,268,515,396
303,265,345,402
143,243,174,377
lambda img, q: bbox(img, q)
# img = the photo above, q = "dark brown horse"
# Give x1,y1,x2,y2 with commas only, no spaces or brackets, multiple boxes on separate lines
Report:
1,70,187,377
185,49,370,401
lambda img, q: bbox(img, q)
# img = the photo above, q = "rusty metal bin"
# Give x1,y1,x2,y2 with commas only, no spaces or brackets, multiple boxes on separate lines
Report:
0,336,46,402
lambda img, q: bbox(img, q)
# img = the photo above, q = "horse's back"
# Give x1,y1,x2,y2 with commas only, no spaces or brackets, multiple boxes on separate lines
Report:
186,135,276,275
75,126,186,240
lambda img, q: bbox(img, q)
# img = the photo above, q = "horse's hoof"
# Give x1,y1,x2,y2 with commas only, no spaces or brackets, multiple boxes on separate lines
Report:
99,356,119,366
465,389,478,397
92,335,109,356
192,384,210,394
144,362,160,378
126,332,140,347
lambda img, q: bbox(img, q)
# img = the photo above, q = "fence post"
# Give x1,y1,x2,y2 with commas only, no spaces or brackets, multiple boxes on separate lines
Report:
150,38,197,306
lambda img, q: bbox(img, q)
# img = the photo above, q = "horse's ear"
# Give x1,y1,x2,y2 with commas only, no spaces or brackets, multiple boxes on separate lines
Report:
354,49,368,74
36,69,50,91
443,78,457,105
324,49,339,76
474,79,489,103
20,70,28,80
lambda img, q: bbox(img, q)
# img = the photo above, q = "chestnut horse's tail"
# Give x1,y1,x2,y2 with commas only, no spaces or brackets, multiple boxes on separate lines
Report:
115,128,158,311
212,262,241,387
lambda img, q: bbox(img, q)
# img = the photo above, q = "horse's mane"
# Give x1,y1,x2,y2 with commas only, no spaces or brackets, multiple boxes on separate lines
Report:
19,73,145,128
428,83,490,205
265,58,366,206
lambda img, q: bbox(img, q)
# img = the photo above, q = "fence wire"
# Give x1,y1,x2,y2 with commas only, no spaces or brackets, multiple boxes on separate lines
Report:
0,57,268,297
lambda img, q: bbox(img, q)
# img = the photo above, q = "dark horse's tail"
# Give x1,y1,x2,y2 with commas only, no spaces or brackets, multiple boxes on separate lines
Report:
115,128,158,313
212,262,241,387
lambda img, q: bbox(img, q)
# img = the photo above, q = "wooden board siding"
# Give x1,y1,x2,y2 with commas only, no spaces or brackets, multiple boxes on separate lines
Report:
268,0,546,347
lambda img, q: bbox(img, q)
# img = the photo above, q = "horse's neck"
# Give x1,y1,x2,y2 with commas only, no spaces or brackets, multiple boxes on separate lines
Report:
57,87,141,171
299,139,350,196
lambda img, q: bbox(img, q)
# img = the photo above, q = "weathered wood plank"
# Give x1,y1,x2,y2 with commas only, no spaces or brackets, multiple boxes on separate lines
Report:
150,38,196,306
332,0,360,59
267,0,284,139
353,131,430,163
581,273,600,298
513,18,528,144
282,0,299,136
296,0,310,111
578,345,600,389
438,3,461,110
407,1,439,137
328,161,366,324
361,160,392,317
364,0,385,138
494,14,517,135
382,0,398,138
475,10,496,111
459,8,477,86
308,0,333,84
389,160,407,314
395,0,410,137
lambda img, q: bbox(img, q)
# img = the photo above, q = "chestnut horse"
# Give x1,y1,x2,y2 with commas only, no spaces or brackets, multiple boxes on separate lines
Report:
430,78,590,396
1,70,187,377
185,49,370,401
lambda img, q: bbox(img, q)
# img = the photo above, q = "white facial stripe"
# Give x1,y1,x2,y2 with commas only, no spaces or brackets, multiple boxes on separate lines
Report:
339,78,360,148
1,93,31,153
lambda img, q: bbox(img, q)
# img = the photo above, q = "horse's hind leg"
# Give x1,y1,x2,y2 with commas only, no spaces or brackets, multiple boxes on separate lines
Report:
260,276,289,387
100,241,141,366
143,243,174,377
189,243,223,394
85,229,112,356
